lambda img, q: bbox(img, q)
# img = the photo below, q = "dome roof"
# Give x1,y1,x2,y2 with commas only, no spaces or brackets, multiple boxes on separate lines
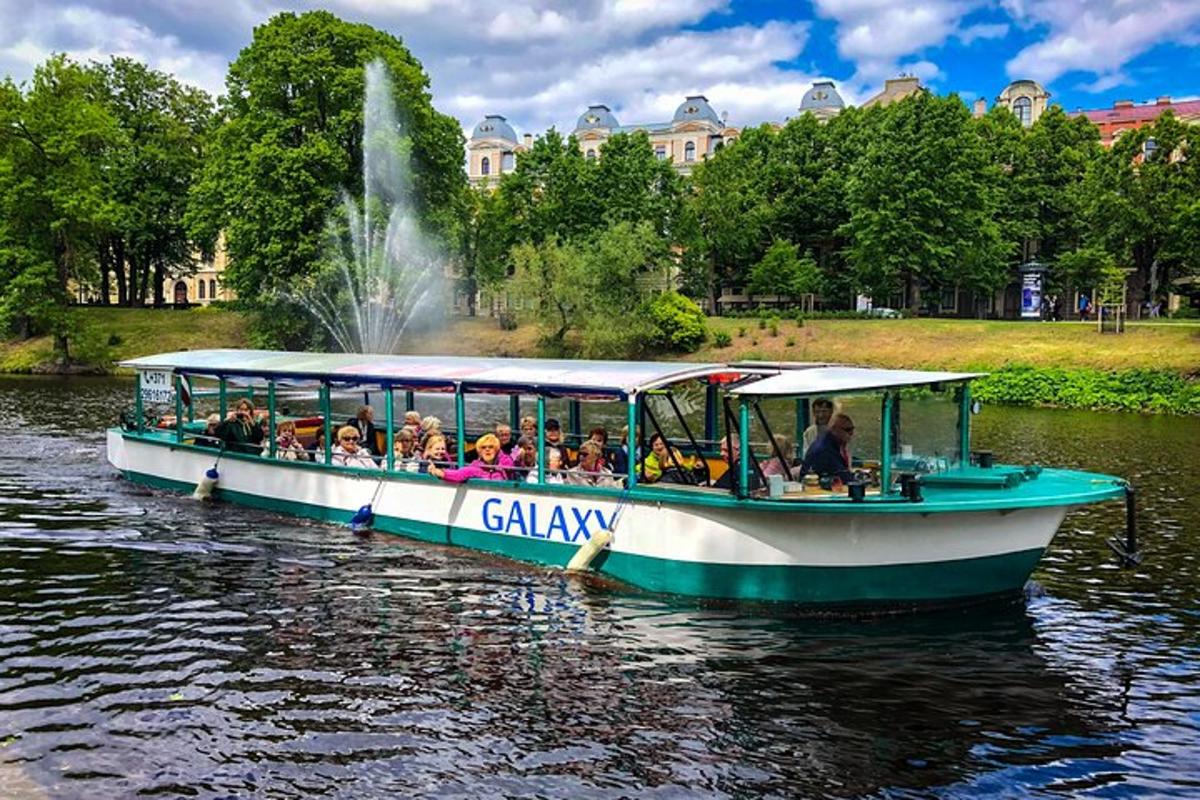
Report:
575,104,620,131
799,81,845,112
471,114,518,143
672,95,722,125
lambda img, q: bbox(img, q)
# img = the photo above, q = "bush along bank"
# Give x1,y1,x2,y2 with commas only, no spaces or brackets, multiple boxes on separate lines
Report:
972,366,1200,415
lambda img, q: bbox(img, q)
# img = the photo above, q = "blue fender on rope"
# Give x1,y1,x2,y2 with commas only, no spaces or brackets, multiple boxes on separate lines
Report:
350,503,375,532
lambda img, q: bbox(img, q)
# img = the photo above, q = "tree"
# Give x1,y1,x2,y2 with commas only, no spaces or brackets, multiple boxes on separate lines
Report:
747,239,821,298
187,10,466,346
844,92,1005,311
0,56,117,359
1082,112,1200,303
457,185,515,316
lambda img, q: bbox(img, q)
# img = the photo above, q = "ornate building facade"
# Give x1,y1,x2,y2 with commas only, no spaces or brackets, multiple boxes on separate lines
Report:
1071,96,1200,147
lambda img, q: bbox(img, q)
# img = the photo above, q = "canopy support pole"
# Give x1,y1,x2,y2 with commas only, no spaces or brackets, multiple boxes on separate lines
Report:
134,373,143,433
405,391,414,413
704,384,718,446
173,374,183,444
509,395,520,432
568,400,581,446
536,395,546,484
320,382,332,465
385,385,395,472
218,377,227,419
796,399,809,460
626,395,638,489
267,380,277,458
455,385,466,467
880,392,893,494
958,384,971,466
738,399,751,499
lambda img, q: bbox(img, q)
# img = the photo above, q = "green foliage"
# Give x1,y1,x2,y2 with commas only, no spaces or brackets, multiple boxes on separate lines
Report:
646,292,707,352
187,10,465,346
769,320,780,337
757,317,767,330
713,331,733,348
737,326,747,337
973,366,1200,414
747,239,822,298
1055,245,1116,290
785,336,796,346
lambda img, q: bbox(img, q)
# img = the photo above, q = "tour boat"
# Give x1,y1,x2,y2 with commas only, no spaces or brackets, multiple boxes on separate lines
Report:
106,350,1136,609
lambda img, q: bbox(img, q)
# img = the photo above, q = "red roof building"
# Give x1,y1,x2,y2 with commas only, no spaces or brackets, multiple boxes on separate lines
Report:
1070,96,1200,146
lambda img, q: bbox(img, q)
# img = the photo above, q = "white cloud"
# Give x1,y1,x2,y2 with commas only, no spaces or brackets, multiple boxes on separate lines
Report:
812,0,987,89
958,22,1008,45
1004,0,1200,91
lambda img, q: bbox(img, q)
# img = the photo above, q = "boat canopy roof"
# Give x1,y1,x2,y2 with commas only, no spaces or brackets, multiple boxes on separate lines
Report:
120,350,736,397
730,366,984,396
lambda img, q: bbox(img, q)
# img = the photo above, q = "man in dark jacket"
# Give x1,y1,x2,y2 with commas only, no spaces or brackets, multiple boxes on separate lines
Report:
345,405,379,455
800,413,855,483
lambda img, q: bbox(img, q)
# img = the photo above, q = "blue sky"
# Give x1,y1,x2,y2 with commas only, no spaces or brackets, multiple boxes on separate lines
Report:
1,0,1197,136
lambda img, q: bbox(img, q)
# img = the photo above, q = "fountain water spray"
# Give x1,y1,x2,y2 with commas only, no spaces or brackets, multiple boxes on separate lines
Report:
289,60,442,354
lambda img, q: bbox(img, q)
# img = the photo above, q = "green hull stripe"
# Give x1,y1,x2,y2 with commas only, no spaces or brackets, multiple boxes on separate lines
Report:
124,469,1044,605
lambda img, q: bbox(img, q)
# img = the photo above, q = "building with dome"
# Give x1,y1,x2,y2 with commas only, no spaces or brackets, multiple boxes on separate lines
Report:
571,95,738,175
798,80,845,121
467,114,530,187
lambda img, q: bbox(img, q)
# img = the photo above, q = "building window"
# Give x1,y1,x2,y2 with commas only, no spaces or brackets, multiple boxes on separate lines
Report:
684,141,696,162
501,152,515,172
654,145,667,160
1013,96,1032,127
481,156,490,175
1143,137,1159,159
209,279,216,299
199,280,206,300
586,148,596,161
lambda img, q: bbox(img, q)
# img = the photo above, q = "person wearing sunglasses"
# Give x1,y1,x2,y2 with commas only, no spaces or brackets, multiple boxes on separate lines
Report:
428,433,508,483
332,425,377,469
799,412,856,484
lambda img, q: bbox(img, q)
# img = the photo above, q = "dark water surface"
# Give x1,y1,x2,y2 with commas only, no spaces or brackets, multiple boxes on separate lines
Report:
1,376,1198,799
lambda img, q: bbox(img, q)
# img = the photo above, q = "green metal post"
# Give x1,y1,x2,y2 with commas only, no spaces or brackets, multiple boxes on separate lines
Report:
796,399,810,460
186,376,194,423
536,395,546,484
455,386,466,467
173,374,183,443
959,383,971,466
738,399,751,499
321,382,332,465
385,385,395,472
626,395,638,489
568,400,581,445
405,390,415,413
134,372,143,433
267,381,277,458
509,395,520,431
218,377,227,419
880,392,893,494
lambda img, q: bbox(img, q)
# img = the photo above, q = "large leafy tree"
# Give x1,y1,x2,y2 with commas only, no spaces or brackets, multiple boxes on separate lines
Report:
0,56,117,358
95,57,214,307
844,92,1005,310
1082,112,1200,303
497,128,597,246
188,10,466,345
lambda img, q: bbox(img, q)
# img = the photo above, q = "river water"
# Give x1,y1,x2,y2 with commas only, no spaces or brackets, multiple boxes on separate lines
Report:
1,376,1198,799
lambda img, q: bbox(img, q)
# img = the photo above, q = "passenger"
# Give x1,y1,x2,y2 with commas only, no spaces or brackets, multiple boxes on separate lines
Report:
711,434,761,492
530,446,566,484
402,411,422,437
418,434,452,473
216,398,265,455
802,398,835,452
495,422,515,454
419,415,442,447
195,413,222,448
510,435,537,478
587,426,609,468
799,413,855,484
611,425,641,476
544,417,576,468
332,425,377,469
566,441,617,487
519,415,537,441
428,433,508,483
639,432,698,484
344,405,378,454
275,421,308,462
762,432,796,480
391,429,421,472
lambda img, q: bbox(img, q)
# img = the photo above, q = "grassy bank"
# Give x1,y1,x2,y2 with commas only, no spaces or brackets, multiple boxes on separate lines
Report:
0,306,249,373
5,309,1198,413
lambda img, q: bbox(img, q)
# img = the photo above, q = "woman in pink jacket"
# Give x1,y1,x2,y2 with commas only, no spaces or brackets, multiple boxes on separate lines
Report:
428,433,510,483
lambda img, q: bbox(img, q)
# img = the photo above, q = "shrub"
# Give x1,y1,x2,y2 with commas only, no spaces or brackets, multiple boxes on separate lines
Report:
1172,306,1198,319
737,326,747,338
757,317,767,330
785,336,796,347
750,337,759,346
713,331,732,348
646,292,707,353
497,311,518,331
768,318,779,337
107,333,123,347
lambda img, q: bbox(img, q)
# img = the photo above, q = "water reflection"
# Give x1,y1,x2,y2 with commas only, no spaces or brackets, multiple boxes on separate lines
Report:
0,377,1197,797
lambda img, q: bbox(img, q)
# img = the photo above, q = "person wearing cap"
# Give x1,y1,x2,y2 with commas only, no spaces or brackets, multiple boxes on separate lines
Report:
544,418,575,467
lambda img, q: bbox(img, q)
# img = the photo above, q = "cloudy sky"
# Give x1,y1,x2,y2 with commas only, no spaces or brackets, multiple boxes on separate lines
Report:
2,0,1199,137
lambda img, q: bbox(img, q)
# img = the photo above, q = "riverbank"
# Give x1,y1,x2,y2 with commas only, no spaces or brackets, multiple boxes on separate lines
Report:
3,309,1198,412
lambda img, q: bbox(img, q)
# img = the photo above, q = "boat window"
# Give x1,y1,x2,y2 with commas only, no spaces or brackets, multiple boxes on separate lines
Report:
890,386,963,476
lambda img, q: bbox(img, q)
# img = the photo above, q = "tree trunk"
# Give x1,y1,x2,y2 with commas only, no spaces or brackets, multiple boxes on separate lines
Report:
99,244,111,305
153,259,166,307
137,256,152,307
114,239,128,306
